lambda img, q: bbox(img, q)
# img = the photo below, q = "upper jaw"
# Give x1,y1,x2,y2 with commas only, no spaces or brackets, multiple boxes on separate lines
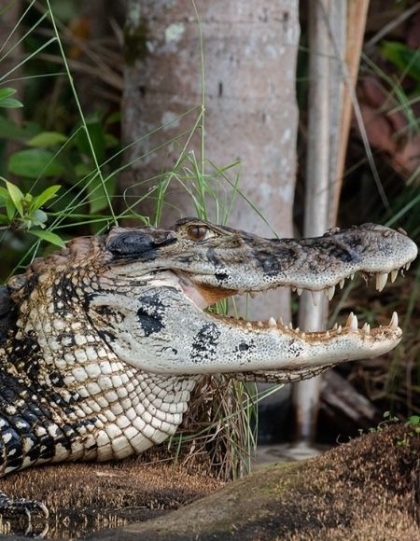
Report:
106,219,418,334
105,220,418,297
184,225,418,298
170,223,417,344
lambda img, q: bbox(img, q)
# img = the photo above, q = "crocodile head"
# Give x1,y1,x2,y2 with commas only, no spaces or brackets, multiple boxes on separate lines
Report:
11,217,417,383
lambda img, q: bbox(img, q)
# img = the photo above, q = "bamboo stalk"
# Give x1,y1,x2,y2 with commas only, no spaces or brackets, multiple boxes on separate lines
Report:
292,0,370,445
292,0,333,444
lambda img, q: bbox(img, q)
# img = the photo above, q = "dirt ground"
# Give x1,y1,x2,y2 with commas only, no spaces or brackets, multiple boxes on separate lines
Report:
0,458,225,539
1,423,420,540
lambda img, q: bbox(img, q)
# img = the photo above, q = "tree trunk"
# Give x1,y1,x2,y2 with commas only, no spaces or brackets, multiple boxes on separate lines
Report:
121,0,299,325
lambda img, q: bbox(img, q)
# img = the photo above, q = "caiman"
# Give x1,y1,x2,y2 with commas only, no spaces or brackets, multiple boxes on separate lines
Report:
0,217,417,519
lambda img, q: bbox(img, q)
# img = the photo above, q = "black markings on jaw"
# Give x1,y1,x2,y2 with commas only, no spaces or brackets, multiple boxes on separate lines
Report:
191,323,221,363
305,237,362,264
206,248,221,266
235,339,256,360
255,251,280,276
136,293,165,336
206,249,230,282
137,308,164,336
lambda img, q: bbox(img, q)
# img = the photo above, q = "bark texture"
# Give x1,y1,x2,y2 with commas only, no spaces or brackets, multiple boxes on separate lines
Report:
121,0,300,322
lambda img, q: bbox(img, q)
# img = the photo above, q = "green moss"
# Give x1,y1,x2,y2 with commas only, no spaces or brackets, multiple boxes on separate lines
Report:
124,23,149,66
257,462,300,497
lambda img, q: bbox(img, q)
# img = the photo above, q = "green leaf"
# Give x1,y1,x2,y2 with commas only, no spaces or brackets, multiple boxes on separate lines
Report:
0,88,23,108
5,198,15,221
8,149,64,178
408,415,420,426
31,185,61,210
0,98,23,109
105,111,121,125
28,132,68,148
30,229,66,248
0,186,9,205
0,117,41,142
381,42,420,84
0,88,17,100
5,181,24,217
104,133,119,148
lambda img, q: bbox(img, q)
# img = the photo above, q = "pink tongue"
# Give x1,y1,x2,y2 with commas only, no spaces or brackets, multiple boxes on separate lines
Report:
180,282,209,309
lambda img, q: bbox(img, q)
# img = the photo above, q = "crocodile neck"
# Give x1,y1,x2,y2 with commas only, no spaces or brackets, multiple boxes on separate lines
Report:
1,277,197,471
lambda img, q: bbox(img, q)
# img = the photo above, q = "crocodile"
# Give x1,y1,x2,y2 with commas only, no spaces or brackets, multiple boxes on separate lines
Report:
0,217,417,519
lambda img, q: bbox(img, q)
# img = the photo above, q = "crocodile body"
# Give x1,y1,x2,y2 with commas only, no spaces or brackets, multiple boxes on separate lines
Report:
0,218,417,518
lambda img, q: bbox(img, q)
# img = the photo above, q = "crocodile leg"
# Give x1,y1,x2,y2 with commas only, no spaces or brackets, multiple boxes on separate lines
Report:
0,490,48,519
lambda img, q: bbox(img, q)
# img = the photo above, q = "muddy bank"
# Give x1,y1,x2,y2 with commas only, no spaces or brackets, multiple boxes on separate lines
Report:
0,459,224,539
2,424,420,540
87,424,420,541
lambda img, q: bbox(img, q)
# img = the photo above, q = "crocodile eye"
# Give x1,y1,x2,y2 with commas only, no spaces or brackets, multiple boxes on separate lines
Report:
187,225,210,241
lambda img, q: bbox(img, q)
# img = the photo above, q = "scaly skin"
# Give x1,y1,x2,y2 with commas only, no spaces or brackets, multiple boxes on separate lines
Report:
0,218,417,519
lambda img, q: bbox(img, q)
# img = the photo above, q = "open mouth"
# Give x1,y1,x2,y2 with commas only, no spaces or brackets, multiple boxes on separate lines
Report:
167,220,417,348
186,263,412,341
92,219,419,377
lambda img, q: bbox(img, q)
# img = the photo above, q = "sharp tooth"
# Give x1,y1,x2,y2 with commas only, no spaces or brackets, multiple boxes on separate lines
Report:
277,317,284,326
301,331,306,339
339,279,345,289
297,288,303,296
288,322,293,330
310,290,322,306
249,292,257,299
362,322,371,334
375,272,388,292
257,321,264,328
292,287,297,293
390,311,399,329
332,323,338,330
337,325,342,334
268,317,277,328
390,269,398,283
405,262,411,271
350,273,355,280
345,312,358,331
325,285,335,301
246,322,253,329
325,330,330,338
295,327,300,333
